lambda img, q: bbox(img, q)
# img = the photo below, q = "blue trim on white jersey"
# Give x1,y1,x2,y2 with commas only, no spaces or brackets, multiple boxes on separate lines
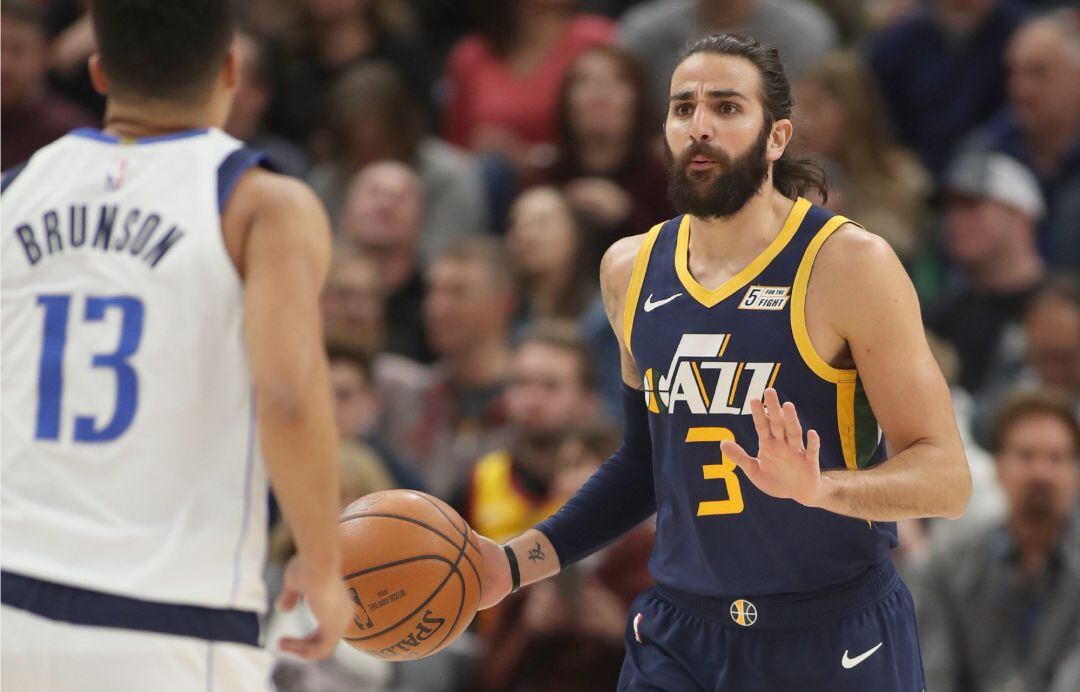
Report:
228,391,257,607
216,147,274,214
1,161,29,194
1,570,260,646
69,127,210,144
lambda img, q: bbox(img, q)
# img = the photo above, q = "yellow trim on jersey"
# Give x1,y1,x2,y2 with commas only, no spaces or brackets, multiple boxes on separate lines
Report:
675,197,811,308
729,362,745,405
623,223,665,358
789,214,858,384
837,379,858,470
767,363,781,389
718,333,731,356
691,362,711,408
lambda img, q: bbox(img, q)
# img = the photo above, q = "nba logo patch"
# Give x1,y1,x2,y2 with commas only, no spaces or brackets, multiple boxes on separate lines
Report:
106,158,128,191
730,599,757,627
738,285,790,310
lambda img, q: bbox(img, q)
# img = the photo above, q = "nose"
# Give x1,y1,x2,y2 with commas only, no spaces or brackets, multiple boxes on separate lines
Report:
689,105,713,142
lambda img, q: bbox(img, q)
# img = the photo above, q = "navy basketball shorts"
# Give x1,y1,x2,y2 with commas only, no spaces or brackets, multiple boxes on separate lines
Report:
619,560,925,692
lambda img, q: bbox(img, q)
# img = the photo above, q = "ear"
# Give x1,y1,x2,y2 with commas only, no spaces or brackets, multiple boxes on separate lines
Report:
88,54,109,95
767,118,794,164
222,44,239,90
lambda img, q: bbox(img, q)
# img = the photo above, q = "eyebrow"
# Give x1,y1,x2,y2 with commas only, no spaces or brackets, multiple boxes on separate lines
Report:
669,89,749,103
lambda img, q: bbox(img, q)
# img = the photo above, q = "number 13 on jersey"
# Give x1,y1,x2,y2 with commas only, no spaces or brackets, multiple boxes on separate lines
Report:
35,294,145,443
687,426,745,516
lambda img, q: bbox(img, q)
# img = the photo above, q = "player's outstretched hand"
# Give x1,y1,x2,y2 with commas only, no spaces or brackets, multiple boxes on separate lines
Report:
476,533,513,610
276,555,352,660
720,388,824,508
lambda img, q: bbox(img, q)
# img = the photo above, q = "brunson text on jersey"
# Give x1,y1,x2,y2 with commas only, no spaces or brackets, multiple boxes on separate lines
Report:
12,204,186,269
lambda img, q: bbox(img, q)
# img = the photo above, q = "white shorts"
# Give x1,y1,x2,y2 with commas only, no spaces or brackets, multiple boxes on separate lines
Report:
1,605,274,692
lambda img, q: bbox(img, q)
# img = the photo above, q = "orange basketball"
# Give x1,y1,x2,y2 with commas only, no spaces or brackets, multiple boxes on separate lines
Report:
338,489,483,661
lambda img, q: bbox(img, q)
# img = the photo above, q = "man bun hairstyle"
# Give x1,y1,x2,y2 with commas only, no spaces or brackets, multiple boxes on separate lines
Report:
678,34,829,203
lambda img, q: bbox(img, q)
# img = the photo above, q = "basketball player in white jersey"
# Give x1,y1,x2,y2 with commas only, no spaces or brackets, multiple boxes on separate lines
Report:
1,1,351,688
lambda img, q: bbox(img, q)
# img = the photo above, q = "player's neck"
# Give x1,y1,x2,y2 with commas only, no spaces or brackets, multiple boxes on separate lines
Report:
686,187,796,278
102,99,219,140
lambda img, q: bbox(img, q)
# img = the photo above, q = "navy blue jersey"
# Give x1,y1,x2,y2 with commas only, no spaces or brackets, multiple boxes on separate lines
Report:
625,198,897,597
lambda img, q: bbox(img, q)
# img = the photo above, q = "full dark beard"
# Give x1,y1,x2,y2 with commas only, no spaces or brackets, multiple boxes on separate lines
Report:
666,122,770,219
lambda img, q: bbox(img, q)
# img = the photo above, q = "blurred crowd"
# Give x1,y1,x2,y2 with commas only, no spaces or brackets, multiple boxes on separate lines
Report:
4,0,1080,690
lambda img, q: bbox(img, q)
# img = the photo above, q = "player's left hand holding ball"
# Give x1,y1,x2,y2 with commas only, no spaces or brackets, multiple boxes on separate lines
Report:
277,554,353,659
721,388,825,508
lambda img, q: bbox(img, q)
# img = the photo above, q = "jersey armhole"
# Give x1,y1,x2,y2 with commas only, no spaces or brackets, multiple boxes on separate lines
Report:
1,161,29,196
216,147,277,215
622,223,664,359
789,214,859,385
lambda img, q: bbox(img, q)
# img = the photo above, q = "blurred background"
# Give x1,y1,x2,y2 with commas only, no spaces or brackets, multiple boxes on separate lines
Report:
3,0,1079,690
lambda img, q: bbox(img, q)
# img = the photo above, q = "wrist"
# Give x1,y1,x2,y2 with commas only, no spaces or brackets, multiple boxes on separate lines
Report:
807,472,839,510
503,544,521,593
297,545,342,577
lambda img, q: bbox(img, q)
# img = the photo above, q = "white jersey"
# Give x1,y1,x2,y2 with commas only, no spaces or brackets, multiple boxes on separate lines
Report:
1,128,269,614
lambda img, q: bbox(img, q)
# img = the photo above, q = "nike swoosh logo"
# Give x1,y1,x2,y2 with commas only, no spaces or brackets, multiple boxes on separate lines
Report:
643,292,682,312
842,642,883,669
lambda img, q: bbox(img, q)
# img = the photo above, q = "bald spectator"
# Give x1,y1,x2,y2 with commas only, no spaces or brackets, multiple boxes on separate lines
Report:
914,388,1080,692
1,0,94,170
309,62,488,242
381,236,517,498
224,31,309,178
868,0,1023,179
339,161,433,363
967,12,1080,267
926,151,1047,393
618,0,837,118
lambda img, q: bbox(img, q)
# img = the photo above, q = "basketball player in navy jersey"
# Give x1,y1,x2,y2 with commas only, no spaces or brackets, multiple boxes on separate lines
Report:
477,34,971,691
1,1,348,688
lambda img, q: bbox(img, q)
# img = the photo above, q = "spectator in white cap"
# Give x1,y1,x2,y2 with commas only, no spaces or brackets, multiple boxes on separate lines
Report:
925,151,1048,395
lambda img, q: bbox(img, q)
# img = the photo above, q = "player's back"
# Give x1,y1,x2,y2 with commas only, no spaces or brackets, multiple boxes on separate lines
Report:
1,128,269,613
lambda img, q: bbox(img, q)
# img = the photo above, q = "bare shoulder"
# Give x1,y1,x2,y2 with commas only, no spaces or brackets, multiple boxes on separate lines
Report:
228,167,327,221
812,222,919,334
814,222,899,274
600,233,648,296
222,168,331,278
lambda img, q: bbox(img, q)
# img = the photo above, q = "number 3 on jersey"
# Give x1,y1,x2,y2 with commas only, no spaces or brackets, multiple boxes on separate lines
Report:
36,294,144,442
687,426,745,516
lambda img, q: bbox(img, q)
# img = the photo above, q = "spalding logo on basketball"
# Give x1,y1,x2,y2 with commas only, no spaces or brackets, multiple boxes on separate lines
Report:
338,490,483,660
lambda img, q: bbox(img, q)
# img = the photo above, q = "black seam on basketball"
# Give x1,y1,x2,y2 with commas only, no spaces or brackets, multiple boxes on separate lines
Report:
342,554,452,581
339,512,482,589
341,516,472,643
413,492,482,553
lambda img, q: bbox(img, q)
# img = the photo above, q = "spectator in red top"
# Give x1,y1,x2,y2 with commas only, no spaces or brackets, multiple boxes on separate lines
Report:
1,0,94,170
442,0,615,171
540,44,673,248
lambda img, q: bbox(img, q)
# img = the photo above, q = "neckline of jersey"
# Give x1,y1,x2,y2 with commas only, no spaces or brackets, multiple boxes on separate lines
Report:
674,196,811,309
70,127,210,145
